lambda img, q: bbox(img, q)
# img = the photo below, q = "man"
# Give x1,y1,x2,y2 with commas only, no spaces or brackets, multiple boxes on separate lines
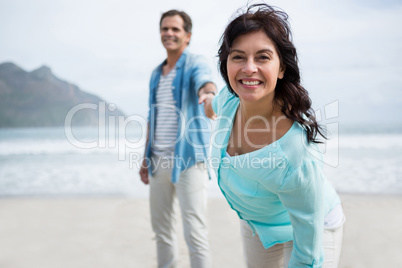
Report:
139,9,217,268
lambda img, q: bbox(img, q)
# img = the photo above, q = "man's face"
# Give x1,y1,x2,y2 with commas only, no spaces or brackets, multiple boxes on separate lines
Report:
160,15,191,53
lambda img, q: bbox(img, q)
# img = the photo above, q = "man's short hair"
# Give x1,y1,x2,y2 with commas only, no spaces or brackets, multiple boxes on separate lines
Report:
160,10,192,33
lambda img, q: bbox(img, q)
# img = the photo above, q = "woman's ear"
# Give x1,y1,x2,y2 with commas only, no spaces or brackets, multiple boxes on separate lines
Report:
278,65,285,79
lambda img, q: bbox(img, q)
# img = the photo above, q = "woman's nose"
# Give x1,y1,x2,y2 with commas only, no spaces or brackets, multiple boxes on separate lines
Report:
242,59,258,75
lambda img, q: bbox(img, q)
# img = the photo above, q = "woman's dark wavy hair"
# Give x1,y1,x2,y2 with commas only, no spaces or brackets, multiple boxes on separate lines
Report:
218,3,326,143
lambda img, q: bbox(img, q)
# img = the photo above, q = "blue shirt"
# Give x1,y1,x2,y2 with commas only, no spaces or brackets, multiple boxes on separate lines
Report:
146,49,214,183
211,87,341,267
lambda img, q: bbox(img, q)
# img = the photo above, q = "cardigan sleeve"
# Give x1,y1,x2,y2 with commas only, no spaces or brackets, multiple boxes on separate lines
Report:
277,160,325,268
211,89,220,115
212,86,233,116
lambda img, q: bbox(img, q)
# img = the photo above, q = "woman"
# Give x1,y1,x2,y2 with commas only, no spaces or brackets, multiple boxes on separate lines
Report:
200,3,345,267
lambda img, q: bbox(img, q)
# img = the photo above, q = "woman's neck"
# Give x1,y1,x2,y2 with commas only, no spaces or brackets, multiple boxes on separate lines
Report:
239,98,279,126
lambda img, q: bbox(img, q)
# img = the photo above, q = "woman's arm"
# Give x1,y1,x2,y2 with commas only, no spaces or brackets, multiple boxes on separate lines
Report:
277,161,325,267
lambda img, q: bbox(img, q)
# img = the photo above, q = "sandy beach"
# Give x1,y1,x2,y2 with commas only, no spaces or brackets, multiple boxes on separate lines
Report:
0,194,401,268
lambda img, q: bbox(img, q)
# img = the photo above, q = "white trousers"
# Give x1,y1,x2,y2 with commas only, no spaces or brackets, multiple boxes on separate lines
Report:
240,220,344,268
150,160,211,268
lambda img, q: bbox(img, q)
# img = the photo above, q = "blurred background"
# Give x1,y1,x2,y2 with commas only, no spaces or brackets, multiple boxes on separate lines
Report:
1,0,401,197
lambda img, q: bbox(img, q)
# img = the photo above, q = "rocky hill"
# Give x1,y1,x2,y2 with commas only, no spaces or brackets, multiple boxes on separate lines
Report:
0,62,125,127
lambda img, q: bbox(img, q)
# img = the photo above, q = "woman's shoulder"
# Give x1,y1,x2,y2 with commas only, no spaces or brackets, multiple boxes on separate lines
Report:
212,86,238,115
278,122,323,170
218,86,236,102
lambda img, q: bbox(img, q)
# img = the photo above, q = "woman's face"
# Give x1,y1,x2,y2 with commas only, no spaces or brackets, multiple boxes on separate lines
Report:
227,30,284,105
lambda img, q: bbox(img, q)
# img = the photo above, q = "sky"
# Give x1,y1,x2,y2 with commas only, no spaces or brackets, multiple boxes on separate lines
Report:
1,0,402,128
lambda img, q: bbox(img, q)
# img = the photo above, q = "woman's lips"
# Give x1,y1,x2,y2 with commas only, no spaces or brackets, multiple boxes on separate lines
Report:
240,79,262,86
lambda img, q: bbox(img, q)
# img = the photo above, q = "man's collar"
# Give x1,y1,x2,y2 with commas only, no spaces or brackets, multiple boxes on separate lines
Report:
162,48,188,69
159,48,189,72
175,48,189,69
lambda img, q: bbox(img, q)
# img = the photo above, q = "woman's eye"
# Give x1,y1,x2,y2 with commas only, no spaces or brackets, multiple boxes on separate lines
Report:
232,55,243,60
258,55,270,60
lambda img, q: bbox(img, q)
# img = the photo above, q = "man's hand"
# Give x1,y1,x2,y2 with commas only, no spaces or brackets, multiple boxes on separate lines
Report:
139,158,149,184
199,93,217,120
198,82,217,120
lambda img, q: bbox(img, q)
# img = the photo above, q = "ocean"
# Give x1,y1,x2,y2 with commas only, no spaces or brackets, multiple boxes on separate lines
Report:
1,124,401,197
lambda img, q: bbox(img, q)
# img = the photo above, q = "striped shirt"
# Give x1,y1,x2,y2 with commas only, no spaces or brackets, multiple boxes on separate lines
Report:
151,68,178,158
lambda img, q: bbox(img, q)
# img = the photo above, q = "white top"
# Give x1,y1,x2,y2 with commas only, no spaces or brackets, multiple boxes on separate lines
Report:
324,203,345,229
152,68,178,158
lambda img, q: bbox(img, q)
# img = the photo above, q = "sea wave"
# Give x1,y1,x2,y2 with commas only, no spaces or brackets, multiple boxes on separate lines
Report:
338,134,402,149
1,134,401,156
1,131,401,196
0,139,145,156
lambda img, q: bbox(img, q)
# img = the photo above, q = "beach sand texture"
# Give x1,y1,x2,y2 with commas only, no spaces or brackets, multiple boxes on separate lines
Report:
0,194,401,268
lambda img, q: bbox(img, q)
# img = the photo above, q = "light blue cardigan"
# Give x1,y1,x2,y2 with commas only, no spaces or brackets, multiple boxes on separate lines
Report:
211,86,341,267
146,49,214,183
